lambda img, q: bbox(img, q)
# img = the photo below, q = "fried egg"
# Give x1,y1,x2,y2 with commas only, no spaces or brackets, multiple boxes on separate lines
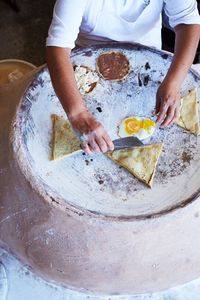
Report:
118,117,156,140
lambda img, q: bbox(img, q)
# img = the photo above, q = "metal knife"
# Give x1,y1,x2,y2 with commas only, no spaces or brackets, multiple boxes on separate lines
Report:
113,137,144,150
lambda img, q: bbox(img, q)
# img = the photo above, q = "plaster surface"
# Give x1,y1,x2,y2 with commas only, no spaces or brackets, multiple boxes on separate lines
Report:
2,248,200,300
1,45,200,296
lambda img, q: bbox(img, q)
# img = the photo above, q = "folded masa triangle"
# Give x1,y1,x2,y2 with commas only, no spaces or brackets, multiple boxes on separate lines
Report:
51,114,81,160
106,143,163,188
175,89,200,135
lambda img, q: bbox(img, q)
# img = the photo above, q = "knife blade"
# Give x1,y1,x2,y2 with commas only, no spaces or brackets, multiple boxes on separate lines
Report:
113,137,144,150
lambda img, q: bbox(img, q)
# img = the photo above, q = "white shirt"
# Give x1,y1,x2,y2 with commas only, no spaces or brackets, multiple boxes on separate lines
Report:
46,0,200,50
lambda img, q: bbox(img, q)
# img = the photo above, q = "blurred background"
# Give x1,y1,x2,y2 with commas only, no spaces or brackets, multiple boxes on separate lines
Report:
0,0,199,66
0,0,55,66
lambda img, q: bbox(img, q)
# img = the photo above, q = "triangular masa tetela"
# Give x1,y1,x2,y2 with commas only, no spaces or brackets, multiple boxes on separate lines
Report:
176,89,200,135
106,143,163,187
51,114,81,160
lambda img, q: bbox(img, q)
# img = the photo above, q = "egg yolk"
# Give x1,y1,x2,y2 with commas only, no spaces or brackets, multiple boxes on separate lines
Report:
125,118,141,134
125,118,155,135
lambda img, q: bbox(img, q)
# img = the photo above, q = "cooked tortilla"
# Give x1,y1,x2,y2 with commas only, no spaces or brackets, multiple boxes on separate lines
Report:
96,51,130,81
176,89,200,135
106,143,163,187
51,114,81,160
74,65,99,95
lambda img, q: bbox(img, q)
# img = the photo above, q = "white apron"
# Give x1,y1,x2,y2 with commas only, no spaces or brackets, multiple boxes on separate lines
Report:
77,0,163,49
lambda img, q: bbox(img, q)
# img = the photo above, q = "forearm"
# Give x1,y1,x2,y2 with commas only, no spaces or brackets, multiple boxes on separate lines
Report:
46,46,113,153
46,46,86,117
164,24,200,86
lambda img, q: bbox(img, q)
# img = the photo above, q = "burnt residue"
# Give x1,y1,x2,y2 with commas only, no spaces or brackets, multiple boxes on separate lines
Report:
98,180,104,185
143,74,150,86
36,76,45,88
162,53,169,60
84,50,93,57
20,98,33,121
87,82,97,93
24,271,30,275
157,149,194,182
182,151,193,164
94,173,105,185
159,170,168,178
56,269,64,273
145,62,151,70
167,162,186,178
138,74,142,87
67,209,84,217
94,169,142,196
50,197,60,205
96,106,102,113
138,73,151,87
85,159,90,166
73,64,77,71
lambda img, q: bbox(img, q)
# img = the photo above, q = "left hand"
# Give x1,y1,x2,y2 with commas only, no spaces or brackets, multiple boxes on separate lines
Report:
156,80,181,128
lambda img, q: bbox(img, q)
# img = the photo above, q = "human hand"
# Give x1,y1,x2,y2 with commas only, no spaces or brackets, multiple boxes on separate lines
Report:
68,110,114,154
156,80,181,128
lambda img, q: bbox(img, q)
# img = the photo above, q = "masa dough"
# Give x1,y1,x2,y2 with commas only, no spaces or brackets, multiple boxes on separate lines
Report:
51,114,81,160
106,143,163,188
176,89,200,135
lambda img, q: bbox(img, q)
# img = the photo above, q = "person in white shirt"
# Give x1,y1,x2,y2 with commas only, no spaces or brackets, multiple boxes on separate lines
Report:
46,0,200,154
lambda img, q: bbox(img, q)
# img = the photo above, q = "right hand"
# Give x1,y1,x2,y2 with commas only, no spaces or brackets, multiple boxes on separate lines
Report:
156,79,181,128
68,110,114,155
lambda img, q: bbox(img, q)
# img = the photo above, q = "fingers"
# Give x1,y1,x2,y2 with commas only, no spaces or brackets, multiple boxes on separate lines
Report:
155,80,181,128
81,139,101,154
93,128,114,153
160,106,175,128
95,136,108,153
89,139,101,153
156,101,169,124
103,132,115,151
168,106,181,126
88,130,114,154
95,132,114,153
81,141,93,155
155,94,161,115
156,97,181,128
81,128,113,154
